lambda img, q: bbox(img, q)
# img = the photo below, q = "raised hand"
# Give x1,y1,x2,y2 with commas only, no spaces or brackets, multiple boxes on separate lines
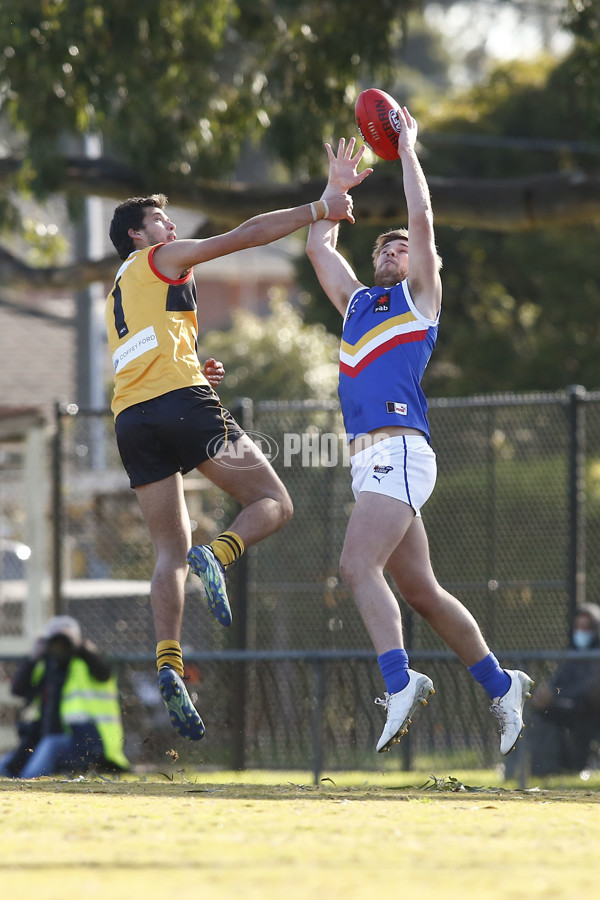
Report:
396,107,418,155
324,137,373,194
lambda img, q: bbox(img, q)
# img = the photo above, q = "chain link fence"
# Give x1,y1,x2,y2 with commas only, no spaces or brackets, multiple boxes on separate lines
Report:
2,388,600,777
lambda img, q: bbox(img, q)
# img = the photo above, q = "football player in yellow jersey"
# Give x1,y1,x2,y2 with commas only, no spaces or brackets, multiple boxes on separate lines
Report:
107,188,355,740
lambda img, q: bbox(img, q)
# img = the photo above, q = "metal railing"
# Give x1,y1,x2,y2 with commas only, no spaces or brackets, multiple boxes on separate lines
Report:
3,387,600,778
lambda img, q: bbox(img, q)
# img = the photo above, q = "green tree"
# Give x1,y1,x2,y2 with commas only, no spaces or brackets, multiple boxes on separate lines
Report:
0,0,423,188
415,16,600,395
4,1,600,398
430,224,600,395
299,14,600,394
201,294,340,404
0,0,467,289
1,0,598,293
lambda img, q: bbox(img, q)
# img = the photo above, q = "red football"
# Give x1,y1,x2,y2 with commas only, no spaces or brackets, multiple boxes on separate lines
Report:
355,88,401,161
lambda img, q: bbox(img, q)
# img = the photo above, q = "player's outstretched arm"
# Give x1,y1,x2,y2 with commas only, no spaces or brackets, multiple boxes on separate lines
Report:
306,138,371,316
396,107,442,320
153,190,354,280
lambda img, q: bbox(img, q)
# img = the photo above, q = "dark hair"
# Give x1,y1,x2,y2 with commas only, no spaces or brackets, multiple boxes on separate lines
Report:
109,194,168,260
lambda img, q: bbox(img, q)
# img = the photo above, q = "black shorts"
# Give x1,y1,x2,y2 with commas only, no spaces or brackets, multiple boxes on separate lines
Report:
115,385,244,488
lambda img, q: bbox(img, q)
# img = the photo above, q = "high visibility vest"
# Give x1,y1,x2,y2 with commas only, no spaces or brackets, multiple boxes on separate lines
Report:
32,657,129,770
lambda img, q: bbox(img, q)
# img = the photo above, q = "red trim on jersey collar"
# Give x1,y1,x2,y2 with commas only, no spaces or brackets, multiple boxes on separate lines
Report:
148,243,193,285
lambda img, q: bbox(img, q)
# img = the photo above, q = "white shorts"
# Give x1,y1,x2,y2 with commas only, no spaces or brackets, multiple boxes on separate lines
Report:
350,435,437,515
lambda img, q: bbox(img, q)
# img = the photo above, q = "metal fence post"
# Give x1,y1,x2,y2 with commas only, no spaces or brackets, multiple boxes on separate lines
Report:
311,658,325,785
231,398,253,771
402,613,414,771
51,402,65,616
486,404,499,644
567,385,586,623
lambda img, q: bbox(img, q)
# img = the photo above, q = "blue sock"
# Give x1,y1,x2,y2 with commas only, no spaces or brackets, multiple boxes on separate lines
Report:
468,653,511,700
377,649,410,695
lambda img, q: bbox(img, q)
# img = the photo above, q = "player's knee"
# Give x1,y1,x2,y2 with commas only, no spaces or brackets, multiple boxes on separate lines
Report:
252,484,293,529
401,580,442,617
402,589,429,616
339,551,360,588
154,535,187,560
276,487,294,526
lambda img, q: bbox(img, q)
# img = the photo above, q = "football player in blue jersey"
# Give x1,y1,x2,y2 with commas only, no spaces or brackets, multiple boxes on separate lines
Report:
306,105,532,756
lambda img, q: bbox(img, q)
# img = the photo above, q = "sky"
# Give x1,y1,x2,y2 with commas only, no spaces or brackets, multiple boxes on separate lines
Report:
424,1,573,84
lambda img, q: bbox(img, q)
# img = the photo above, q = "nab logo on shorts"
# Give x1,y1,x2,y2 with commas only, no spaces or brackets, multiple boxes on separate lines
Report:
373,465,393,484
373,294,390,313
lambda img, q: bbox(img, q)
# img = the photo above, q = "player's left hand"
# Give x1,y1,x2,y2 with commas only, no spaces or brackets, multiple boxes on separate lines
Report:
324,137,373,194
397,107,418,154
203,357,225,386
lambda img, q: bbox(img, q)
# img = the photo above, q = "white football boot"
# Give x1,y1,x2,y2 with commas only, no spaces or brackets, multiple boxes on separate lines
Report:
489,669,534,755
374,669,435,753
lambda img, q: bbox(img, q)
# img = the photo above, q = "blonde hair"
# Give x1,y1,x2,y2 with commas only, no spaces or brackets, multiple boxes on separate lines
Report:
372,228,443,271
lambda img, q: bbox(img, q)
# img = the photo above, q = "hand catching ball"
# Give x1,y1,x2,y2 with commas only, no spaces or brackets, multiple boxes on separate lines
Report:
355,88,402,161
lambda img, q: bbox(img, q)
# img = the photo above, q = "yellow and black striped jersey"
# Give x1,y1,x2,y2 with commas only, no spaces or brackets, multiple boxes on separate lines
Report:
105,244,208,417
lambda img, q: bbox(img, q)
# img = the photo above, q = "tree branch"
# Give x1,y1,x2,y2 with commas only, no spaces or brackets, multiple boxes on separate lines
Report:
2,155,600,290
0,245,119,291
0,222,219,291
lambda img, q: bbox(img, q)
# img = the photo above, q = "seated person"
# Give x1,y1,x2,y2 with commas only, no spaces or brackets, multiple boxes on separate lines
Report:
527,604,600,775
0,616,129,778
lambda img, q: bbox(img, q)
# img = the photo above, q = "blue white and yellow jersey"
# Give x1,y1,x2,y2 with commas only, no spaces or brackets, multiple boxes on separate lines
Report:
105,244,208,417
338,281,439,441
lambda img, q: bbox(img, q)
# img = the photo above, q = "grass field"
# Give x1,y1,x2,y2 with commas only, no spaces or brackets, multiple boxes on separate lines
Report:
1,768,599,900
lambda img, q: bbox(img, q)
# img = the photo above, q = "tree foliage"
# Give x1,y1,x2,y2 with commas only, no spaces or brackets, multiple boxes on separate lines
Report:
410,3,600,394
430,224,600,395
0,0,422,187
3,1,600,396
1,2,600,249
297,4,600,394
201,294,340,404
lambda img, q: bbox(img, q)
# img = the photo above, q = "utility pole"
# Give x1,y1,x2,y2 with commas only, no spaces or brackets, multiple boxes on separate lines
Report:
74,133,107,470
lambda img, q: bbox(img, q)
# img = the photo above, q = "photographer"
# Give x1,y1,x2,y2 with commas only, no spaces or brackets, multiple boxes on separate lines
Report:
0,616,128,778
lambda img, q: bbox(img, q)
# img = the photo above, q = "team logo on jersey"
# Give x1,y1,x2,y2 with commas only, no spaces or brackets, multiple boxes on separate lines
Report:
112,325,158,374
373,294,390,313
373,465,393,483
386,401,408,416
346,297,360,319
